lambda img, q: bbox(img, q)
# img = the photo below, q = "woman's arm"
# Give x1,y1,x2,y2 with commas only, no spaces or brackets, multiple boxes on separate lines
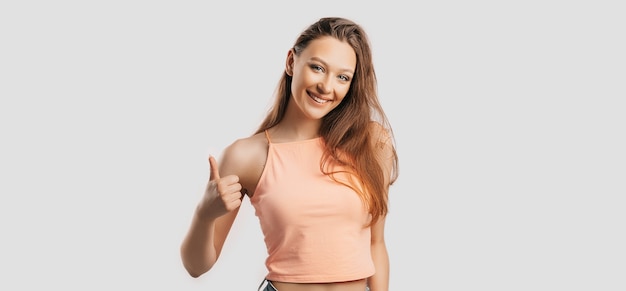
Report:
180,204,240,277
180,135,266,277
180,154,243,277
367,122,396,290
368,216,389,291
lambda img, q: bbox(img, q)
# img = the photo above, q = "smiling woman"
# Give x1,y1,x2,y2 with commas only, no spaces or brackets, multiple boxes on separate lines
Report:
179,17,399,291
286,36,356,121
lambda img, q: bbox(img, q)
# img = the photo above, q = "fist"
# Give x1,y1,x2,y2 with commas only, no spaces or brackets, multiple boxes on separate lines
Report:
199,155,245,219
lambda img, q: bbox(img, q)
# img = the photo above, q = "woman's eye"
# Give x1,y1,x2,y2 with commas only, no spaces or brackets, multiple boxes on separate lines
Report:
311,65,323,72
339,75,350,82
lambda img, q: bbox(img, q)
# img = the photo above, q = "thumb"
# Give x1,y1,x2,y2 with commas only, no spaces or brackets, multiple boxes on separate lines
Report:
208,155,220,181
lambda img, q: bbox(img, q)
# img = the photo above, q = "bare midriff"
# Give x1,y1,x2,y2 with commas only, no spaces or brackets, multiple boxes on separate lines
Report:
270,278,368,291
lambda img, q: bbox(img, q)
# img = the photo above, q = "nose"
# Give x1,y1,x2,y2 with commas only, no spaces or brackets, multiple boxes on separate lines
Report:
316,76,332,95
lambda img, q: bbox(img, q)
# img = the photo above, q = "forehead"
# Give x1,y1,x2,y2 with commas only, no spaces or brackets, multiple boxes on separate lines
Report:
299,36,356,71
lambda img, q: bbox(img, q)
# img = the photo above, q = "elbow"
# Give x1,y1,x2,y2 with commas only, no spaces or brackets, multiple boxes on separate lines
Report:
183,261,213,278
187,269,204,278
180,236,221,278
180,247,214,278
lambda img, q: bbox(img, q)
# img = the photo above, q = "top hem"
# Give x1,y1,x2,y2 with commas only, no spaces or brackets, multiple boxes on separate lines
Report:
265,271,375,284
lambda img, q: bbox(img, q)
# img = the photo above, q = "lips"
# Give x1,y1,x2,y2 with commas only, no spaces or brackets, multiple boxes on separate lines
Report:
308,92,331,104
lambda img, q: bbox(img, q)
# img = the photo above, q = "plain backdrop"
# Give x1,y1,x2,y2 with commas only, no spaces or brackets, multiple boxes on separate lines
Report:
1,1,624,290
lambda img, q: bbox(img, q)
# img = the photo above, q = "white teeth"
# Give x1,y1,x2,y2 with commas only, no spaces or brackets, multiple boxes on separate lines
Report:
311,95,329,103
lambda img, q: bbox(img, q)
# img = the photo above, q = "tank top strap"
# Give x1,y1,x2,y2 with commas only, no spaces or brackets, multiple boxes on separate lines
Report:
264,130,272,144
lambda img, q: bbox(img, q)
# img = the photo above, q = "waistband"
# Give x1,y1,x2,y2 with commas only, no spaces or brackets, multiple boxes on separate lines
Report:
257,279,371,290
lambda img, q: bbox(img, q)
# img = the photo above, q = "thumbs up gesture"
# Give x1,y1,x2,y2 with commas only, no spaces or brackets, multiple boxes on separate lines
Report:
197,155,245,220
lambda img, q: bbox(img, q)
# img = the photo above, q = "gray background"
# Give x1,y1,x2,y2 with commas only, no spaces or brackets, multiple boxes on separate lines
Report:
1,0,624,290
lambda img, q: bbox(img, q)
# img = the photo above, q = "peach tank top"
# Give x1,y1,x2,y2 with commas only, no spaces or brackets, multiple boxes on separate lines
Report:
250,131,375,283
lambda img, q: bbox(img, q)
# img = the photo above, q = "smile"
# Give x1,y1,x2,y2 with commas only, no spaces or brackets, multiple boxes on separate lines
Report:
308,92,331,104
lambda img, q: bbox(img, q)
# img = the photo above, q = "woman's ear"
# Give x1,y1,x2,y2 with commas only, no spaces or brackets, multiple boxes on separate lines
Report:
285,49,295,76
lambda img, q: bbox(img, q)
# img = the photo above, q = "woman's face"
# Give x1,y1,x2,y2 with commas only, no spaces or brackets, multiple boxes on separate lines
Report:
287,36,356,121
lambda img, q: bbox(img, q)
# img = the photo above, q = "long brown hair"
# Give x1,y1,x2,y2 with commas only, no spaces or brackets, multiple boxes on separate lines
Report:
255,17,398,225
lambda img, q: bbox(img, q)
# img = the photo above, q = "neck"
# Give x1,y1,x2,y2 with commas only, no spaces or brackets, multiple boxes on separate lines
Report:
273,97,324,141
271,120,321,142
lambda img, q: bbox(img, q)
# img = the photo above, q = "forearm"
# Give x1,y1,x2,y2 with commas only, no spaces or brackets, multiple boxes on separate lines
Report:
180,211,218,278
368,240,389,291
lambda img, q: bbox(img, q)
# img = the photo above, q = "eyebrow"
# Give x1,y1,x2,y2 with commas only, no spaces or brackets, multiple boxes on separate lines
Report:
309,57,355,75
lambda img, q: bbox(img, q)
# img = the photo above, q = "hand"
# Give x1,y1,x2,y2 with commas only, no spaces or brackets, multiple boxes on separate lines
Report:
197,155,245,220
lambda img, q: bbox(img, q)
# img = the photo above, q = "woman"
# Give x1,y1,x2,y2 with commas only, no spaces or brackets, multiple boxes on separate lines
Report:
180,17,399,291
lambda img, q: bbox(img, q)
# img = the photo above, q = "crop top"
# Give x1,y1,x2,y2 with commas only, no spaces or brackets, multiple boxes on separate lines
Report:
250,130,375,283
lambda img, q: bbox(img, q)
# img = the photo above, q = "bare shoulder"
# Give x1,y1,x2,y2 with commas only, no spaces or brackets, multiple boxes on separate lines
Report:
218,132,268,194
221,133,267,165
